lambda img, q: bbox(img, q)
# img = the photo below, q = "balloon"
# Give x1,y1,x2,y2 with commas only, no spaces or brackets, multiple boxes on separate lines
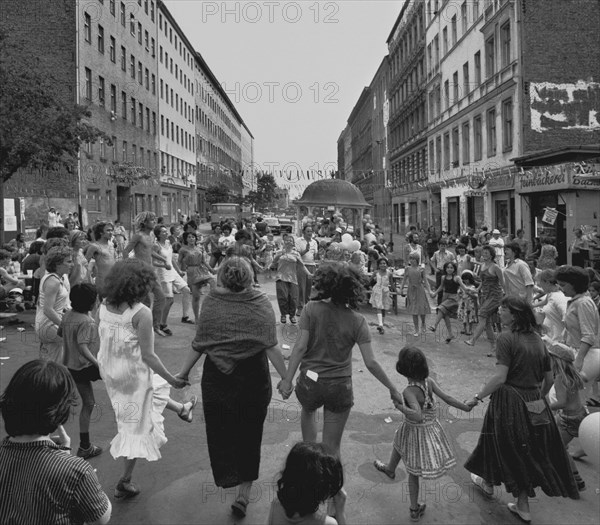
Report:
350,240,362,252
341,233,353,244
364,214,371,220
579,412,600,468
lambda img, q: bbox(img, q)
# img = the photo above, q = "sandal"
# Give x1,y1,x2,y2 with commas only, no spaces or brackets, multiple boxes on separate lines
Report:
471,473,493,497
507,502,531,523
178,395,197,423
373,460,395,480
409,503,426,522
114,478,141,499
464,340,474,346
231,496,248,518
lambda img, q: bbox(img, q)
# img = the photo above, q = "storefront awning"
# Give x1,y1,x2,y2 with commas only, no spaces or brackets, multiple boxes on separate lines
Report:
511,144,600,167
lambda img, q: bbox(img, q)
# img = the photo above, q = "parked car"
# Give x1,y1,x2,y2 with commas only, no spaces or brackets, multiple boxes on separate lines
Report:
264,217,281,235
278,217,293,234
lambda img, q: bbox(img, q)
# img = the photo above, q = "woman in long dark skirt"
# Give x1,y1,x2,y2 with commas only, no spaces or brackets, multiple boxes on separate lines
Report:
465,296,579,523
177,256,288,519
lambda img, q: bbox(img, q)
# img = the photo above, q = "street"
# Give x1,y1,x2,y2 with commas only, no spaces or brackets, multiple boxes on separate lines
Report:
1,275,598,525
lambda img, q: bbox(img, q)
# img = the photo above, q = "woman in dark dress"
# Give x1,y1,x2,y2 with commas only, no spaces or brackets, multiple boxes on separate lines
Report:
177,256,288,518
465,296,579,523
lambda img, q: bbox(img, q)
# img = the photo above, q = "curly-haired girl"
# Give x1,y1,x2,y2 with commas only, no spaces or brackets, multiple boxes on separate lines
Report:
97,259,195,499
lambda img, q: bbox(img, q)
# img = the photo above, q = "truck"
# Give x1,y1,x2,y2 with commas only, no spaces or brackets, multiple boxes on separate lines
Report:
209,203,253,228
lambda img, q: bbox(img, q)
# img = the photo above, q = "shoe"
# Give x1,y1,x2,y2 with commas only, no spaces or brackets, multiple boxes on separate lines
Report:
412,332,420,337
231,496,248,518
181,317,195,324
377,325,385,334
409,503,426,522
252,283,261,288
445,336,455,343
160,325,173,336
76,444,103,459
507,502,531,523
289,316,297,324
154,327,167,337
178,395,197,423
428,326,436,332
471,473,493,497
464,340,474,346
576,479,586,491
115,478,141,499
280,315,286,324
373,460,395,480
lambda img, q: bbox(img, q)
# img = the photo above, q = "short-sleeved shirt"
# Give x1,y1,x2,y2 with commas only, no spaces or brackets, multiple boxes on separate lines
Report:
0,438,109,525
295,237,319,265
276,252,302,284
59,310,99,371
299,300,371,378
431,250,456,271
495,330,551,388
503,259,534,298
564,293,600,349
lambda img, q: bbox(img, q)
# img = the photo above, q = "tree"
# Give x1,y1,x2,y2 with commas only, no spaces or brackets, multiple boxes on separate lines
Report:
0,30,109,241
206,182,231,205
254,173,278,210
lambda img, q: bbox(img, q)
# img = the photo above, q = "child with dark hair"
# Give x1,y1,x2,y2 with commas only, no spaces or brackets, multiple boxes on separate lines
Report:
0,360,111,525
373,346,472,522
269,442,347,524
58,283,103,459
369,257,393,334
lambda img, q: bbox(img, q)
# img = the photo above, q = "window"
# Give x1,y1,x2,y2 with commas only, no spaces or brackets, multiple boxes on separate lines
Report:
487,108,497,156
131,97,136,125
161,115,164,135
130,14,135,35
160,79,163,98
97,25,104,53
152,111,156,135
112,136,117,161
120,46,126,71
121,91,127,119
146,108,150,132
138,103,143,128
132,144,137,164
443,132,450,169
138,22,142,44
474,115,482,160
145,68,149,89
500,22,511,67
453,71,459,103
463,62,470,94
84,68,92,100
166,118,169,138
110,0,115,16
122,140,127,161
473,0,479,20
130,54,135,78
452,127,459,165
110,84,117,113
160,46,163,63
461,2,468,33
151,38,155,57
165,83,169,103
137,61,142,84
444,79,449,109
151,74,156,94
87,189,100,212
451,15,457,45
98,76,105,107
442,27,448,55
120,2,126,26
106,190,113,214
100,140,106,160
462,122,470,164
144,0,148,14
486,36,495,78
109,36,116,62
502,98,513,151
151,1,155,22
474,51,481,85
84,13,91,43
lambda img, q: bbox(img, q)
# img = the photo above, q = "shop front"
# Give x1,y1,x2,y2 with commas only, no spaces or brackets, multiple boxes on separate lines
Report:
485,168,516,234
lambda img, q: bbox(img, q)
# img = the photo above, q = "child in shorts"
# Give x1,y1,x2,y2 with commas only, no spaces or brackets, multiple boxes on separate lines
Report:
58,283,103,460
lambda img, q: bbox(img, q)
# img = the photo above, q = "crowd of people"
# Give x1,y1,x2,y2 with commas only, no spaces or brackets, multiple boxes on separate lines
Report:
0,212,599,524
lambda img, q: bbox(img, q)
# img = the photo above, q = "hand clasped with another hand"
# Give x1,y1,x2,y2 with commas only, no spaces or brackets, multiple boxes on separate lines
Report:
277,379,294,400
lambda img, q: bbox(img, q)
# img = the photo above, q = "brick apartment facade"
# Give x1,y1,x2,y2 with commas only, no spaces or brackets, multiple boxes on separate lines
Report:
1,0,251,234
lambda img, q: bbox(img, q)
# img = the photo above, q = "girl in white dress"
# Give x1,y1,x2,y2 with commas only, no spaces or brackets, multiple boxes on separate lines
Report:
98,259,195,499
369,258,393,334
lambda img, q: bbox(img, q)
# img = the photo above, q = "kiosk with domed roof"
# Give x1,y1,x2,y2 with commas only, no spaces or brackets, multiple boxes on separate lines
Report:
294,178,371,238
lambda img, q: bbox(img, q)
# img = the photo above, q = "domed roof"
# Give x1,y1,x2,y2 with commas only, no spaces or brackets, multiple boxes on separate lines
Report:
296,178,370,208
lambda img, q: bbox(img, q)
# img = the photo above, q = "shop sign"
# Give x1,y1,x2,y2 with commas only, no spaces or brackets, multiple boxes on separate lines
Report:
485,167,516,191
518,163,600,193
542,207,559,225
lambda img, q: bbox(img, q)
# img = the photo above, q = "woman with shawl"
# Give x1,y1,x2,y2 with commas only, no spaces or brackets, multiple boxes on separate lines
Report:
177,256,288,519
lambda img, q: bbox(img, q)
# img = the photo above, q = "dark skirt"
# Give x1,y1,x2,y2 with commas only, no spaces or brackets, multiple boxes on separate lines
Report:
202,351,272,488
438,292,458,318
465,384,579,499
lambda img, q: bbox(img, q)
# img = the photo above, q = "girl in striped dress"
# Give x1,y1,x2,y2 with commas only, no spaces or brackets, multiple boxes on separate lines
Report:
373,346,472,522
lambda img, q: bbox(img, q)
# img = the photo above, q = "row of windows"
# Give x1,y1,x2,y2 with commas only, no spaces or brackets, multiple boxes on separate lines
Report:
158,12,195,70
161,153,194,180
429,98,513,171
198,83,241,140
389,6,425,80
196,108,241,157
390,59,425,116
197,136,241,174
160,115,195,153
427,0,480,29
84,68,157,134
390,102,427,151
101,1,155,25
159,46,193,96
159,79,194,123
84,137,157,171
390,147,428,186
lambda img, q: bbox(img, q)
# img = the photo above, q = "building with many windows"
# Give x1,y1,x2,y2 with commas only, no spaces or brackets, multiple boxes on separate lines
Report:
1,0,249,231
387,0,428,236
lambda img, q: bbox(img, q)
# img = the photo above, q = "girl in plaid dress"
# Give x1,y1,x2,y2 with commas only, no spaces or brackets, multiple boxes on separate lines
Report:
373,346,472,522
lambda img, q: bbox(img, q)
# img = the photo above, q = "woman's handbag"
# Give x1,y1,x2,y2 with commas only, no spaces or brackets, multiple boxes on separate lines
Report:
510,387,552,426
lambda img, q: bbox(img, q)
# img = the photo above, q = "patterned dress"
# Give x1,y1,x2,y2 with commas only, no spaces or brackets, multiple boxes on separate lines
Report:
394,379,456,479
478,265,503,318
537,244,558,270
404,266,431,315
98,302,170,461
369,269,392,310
458,285,478,324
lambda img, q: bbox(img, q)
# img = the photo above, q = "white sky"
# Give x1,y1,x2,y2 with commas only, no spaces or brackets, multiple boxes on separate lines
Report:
164,0,404,196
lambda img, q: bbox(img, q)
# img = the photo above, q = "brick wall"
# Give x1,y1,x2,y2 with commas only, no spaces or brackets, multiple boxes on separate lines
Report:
521,0,600,151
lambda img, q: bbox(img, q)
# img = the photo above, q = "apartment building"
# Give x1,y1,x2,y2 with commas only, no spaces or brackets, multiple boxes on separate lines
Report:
336,125,352,181
387,0,428,235
194,51,245,216
240,123,255,201
348,87,373,204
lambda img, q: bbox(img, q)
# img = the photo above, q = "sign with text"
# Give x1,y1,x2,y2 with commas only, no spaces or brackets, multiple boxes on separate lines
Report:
542,207,559,225
518,163,600,193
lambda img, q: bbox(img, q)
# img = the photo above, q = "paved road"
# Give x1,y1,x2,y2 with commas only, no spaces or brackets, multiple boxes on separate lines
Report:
1,275,598,524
